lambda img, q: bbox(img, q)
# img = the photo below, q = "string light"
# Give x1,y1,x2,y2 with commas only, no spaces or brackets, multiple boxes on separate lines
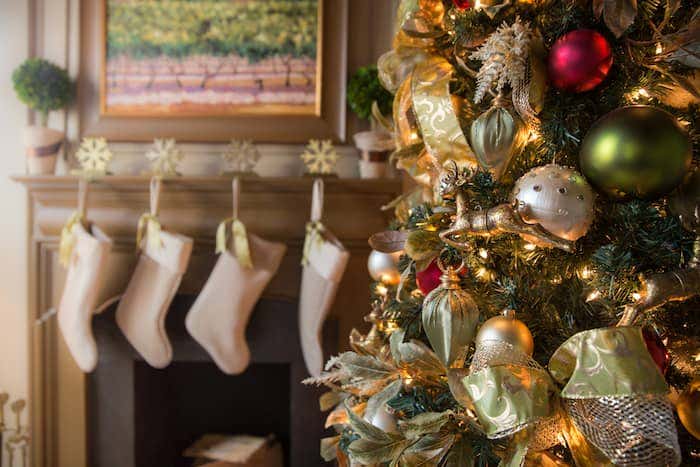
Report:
478,248,489,259
523,243,537,251
655,43,664,54
632,292,642,301
586,290,601,302
375,283,389,296
693,352,700,362
578,266,595,280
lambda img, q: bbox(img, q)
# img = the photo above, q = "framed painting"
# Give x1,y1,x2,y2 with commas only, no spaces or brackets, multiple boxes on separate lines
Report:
80,0,348,142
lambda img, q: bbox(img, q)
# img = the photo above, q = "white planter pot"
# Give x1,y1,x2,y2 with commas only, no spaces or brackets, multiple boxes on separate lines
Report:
353,130,395,179
23,126,64,175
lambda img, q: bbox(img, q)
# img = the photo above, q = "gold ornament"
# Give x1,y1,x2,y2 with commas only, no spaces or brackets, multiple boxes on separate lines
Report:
146,138,183,177
421,257,479,367
73,137,113,178
367,250,402,285
474,309,534,356
511,164,595,242
677,378,700,440
440,191,575,252
470,97,529,181
221,139,260,175
301,139,339,175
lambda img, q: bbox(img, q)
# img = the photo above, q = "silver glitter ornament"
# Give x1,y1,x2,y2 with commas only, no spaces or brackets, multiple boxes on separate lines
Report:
510,164,595,242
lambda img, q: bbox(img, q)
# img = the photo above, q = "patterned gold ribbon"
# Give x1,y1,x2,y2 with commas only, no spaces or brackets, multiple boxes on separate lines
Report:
136,177,163,251
302,221,325,266
453,327,680,467
215,218,253,268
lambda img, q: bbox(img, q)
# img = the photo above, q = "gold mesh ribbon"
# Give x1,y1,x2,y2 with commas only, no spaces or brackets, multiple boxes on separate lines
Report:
451,327,681,467
215,218,253,268
59,211,84,267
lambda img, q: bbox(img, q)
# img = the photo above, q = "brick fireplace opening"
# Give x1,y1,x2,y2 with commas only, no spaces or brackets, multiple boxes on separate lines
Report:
87,296,336,467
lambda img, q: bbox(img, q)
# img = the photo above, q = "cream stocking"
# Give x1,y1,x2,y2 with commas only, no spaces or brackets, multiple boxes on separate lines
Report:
57,181,113,373
186,179,286,375
116,177,193,368
299,179,349,376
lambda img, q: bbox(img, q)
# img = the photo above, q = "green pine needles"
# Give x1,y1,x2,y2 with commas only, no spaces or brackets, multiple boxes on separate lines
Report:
12,58,74,126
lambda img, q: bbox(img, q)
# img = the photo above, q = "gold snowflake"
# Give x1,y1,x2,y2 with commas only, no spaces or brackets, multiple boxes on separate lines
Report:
146,139,183,176
221,140,260,174
74,137,112,177
300,139,339,175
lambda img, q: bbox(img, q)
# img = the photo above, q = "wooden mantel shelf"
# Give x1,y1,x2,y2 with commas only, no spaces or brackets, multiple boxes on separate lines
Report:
15,174,403,467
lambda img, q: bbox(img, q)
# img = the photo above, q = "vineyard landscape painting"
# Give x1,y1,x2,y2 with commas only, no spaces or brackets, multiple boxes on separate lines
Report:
103,0,320,116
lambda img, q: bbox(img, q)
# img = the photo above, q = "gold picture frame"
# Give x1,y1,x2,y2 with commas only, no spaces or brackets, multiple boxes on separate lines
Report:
80,0,347,142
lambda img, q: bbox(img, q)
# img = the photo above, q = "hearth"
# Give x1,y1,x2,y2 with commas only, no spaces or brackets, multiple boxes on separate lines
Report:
88,296,335,467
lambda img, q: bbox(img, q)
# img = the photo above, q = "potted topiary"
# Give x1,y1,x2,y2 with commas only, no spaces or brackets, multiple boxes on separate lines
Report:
347,66,395,179
12,58,74,174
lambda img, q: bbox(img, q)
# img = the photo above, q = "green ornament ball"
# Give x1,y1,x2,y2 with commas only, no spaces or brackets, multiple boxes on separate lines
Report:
579,105,692,200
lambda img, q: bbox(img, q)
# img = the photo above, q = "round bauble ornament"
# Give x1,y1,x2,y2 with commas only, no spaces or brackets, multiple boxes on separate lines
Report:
474,309,534,356
642,327,669,374
422,260,479,367
548,29,613,93
677,378,700,440
365,405,399,433
580,106,692,199
368,250,402,285
470,100,529,181
670,169,700,232
511,164,595,241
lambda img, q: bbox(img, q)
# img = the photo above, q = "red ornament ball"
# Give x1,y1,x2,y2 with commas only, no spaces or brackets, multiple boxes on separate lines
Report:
417,260,442,295
452,0,472,9
548,29,613,93
416,259,466,295
642,327,670,374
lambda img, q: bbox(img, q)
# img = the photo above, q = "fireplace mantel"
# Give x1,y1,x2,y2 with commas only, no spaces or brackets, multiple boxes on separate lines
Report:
14,175,402,467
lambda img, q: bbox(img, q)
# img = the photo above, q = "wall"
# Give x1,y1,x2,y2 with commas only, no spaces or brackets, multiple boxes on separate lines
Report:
0,0,396,463
0,0,30,437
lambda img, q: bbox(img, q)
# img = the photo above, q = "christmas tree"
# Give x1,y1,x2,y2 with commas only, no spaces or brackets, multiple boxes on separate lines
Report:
305,0,700,465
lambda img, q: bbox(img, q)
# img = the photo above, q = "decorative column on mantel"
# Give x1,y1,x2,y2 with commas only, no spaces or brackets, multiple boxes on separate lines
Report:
13,175,402,467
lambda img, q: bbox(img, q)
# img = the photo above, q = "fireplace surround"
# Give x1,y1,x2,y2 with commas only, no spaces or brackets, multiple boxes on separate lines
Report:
14,175,401,467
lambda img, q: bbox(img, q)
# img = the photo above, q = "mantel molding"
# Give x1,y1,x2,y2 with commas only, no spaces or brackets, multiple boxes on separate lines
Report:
14,174,402,467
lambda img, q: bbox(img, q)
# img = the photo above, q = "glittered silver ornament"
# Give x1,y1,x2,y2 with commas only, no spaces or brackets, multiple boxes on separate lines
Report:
470,100,529,181
510,164,595,242
474,309,534,356
367,250,402,285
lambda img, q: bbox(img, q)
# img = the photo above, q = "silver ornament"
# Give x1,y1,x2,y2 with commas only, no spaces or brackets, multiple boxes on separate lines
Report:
367,250,402,285
474,309,534,356
511,164,595,241
470,102,529,181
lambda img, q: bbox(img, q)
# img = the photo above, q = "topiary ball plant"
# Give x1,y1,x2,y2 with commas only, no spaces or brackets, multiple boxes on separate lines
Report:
12,58,74,126
347,65,393,123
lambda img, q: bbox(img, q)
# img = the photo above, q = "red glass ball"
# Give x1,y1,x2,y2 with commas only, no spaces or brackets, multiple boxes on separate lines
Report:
416,260,442,295
548,29,613,93
452,0,472,9
642,327,670,374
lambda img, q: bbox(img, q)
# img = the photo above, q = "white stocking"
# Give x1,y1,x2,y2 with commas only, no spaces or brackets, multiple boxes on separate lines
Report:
186,179,286,374
57,181,112,372
116,178,193,368
299,179,349,376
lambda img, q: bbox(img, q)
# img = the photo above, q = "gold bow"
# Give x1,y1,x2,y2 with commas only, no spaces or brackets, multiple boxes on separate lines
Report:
302,221,325,266
59,211,84,267
136,213,162,252
215,217,253,268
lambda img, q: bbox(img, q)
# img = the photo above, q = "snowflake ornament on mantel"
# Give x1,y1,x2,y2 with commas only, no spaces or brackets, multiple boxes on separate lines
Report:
301,139,339,175
146,138,183,177
73,137,113,178
221,140,260,175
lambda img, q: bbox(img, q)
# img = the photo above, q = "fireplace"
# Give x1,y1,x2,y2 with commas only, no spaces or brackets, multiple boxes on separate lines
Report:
88,296,335,467
14,175,401,467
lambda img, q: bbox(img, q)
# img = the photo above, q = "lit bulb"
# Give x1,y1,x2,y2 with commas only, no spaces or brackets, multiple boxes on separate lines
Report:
694,352,700,362
586,290,601,302
523,243,537,251
578,266,594,280
528,130,541,142
632,292,642,301
375,284,388,296
655,43,663,54
478,248,489,259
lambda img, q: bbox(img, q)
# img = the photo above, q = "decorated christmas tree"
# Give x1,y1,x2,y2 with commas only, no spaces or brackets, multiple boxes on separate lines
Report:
305,0,700,465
